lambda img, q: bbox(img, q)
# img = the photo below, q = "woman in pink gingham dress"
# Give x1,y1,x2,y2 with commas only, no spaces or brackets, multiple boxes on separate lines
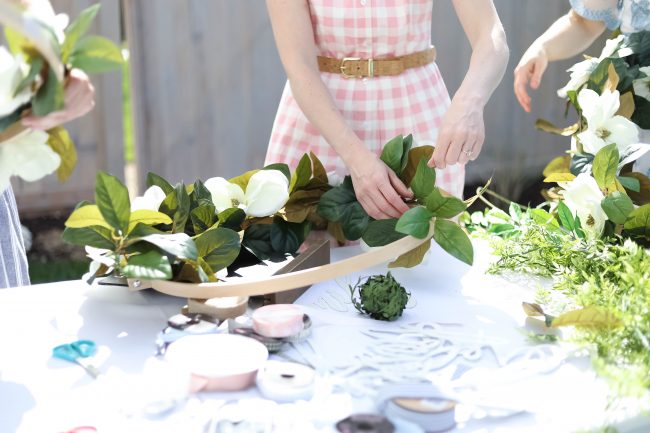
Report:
266,0,509,220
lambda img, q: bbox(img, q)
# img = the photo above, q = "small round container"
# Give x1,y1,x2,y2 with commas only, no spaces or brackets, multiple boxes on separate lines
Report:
252,304,304,338
385,397,456,432
165,334,268,392
256,360,316,402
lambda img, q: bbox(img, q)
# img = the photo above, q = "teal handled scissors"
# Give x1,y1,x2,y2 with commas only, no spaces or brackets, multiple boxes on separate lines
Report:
52,340,100,378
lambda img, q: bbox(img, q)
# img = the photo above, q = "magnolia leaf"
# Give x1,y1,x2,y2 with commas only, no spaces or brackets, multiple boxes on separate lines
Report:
401,145,434,186
593,144,620,189
395,207,433,239
362,218,406,247
380,135,406,174
633,95,650,129
389,239,431,269
128,223,164,237
65,204,113,230
95,172,130,234
522,302,545,317
138,233,198,261
624,172,650,205
32,67,64,116
535,119,579,136
171,183,190,234
218,207,246,231
411,159,437,201
543,155,571,177
604,62,620,92
242,224,274,260
618,176,641,193
310,152,328,184
317,177,369,240
45,127,77,182
146,172,174,195
62,226,115,250
544,172,576,183
556,201,577,231
616,91,635,119
195,227,241,272
128,210,172,234
270,218,310,255
229,169,259,191
14,56,43,96
601,192,635,225
624,204,650,239
69,35,123,73
285,189,323,223
570,153,594,176
400,134,414,173
122,251,172,280
191,204,217,234
425,188,466,218
290,154,312,192
327,221,347,245
551,306,622,329
529,208,560,229
263,163,291,183
433,219,473,265
62,4,100,62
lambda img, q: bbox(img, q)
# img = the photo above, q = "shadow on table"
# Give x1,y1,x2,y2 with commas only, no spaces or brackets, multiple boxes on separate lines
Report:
0,381,35,433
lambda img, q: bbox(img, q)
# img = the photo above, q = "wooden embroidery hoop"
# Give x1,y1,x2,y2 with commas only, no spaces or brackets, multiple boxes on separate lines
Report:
144,224,434,299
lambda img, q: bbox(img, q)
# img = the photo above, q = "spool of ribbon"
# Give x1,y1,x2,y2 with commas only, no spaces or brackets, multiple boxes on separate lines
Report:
256,360,316,402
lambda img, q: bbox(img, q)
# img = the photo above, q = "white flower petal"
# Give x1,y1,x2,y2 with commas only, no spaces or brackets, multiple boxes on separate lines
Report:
562,173,607,239
633,66,650,101
0,129,59,191
577,89,603,126
603,116,640,153
0,47,32,117
132,185,166,211
577,129,606,155
204,177,245,214
244,170,289,217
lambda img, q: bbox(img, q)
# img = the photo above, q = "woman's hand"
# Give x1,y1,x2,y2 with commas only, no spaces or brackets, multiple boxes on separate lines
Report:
428,98,485,169
22,68,95,130
514,43,549,113
347,149,413,220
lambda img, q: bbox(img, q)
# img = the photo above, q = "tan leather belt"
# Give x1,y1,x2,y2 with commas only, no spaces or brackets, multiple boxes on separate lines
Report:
317,46,436,78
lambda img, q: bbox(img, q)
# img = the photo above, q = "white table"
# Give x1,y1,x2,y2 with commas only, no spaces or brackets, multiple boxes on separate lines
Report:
0,243,647,433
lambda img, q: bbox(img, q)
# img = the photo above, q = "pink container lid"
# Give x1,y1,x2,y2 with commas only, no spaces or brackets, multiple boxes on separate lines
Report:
252,304,304,338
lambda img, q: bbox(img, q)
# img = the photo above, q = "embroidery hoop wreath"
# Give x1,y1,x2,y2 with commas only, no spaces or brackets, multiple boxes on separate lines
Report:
64,135,486,299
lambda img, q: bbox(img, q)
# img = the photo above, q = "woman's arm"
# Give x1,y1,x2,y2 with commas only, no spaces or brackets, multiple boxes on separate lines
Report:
265,0,412,220
429,0,509,169
514,10,606,112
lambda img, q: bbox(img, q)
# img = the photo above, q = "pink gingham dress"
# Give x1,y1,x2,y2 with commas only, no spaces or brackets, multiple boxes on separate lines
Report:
265,0,465,198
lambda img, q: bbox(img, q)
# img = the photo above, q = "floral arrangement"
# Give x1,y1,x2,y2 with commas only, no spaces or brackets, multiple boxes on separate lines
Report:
0,2,122,191
63,136,478,284
536,32,650,243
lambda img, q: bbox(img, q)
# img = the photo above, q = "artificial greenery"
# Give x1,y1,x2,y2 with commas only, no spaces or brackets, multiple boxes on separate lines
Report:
349,272,410,321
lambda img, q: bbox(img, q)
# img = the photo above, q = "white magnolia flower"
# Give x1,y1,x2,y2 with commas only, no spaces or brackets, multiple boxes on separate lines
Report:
562,173,607,239
83,246,115,282
204,176,245,214
576,89,639,154
244,170,289,217
27,0,69,43
0,46,32,117
131,185,166,211
633,66,650,101
0,128,60,192
557,35,626,98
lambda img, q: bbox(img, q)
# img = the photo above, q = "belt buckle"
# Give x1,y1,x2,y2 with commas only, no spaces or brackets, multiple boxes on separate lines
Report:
340,57,374,79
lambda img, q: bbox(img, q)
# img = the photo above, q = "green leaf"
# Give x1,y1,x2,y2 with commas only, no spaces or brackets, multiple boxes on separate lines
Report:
632,95,650,129
424,188,466,218
47,127,77,182
128,210,173,234
69,35,123,73
395,207,433,239
62,4,101,62
62,226,115,250
551,306,622,329
388,239,431,269
556,201,576,231
32,67,64,116
593,144,620,189
191,180,213,207
263,163,291,183
529,208,560,229
191,204,217,234
14,56,43,96
570,153,594,176
544,173,576,183
310,152,328,184
399,134,414,173
411,159,437,201
362,218,406,247
543,155,571,178
169,183,190,234
127,223,164,238
0,105,27,133
64,204,112,230
229,170,259,191
433,219,473,265
618,176,641,193
217,207,246,231
95,172,130,234
122,251,172,280
317,176,369,240
509,202,523,222
270,217,310,255
138,233,198,261
601,192,635,225
624,172,650,205
623,204,650,239
242,224,273,260
401,145,434,186
195,228,241,273
290,154,312,192
380,135,405,174
146,172,174,195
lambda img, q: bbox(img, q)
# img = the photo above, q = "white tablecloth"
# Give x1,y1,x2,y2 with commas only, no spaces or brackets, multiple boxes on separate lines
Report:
0,242,648,433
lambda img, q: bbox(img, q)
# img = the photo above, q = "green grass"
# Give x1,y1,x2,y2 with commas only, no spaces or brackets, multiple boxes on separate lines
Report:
122,47,135,163
28,259,89,284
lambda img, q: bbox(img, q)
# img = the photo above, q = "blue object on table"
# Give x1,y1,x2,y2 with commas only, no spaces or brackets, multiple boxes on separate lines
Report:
52,340,100,378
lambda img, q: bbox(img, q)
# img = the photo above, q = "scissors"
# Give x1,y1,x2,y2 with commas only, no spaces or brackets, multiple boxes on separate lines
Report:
52,340,100,379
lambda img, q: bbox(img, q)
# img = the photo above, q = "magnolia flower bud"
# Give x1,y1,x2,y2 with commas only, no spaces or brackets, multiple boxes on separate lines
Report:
132,185,167,211
244,170,289,217
204,177,245,214
562,173,607,239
